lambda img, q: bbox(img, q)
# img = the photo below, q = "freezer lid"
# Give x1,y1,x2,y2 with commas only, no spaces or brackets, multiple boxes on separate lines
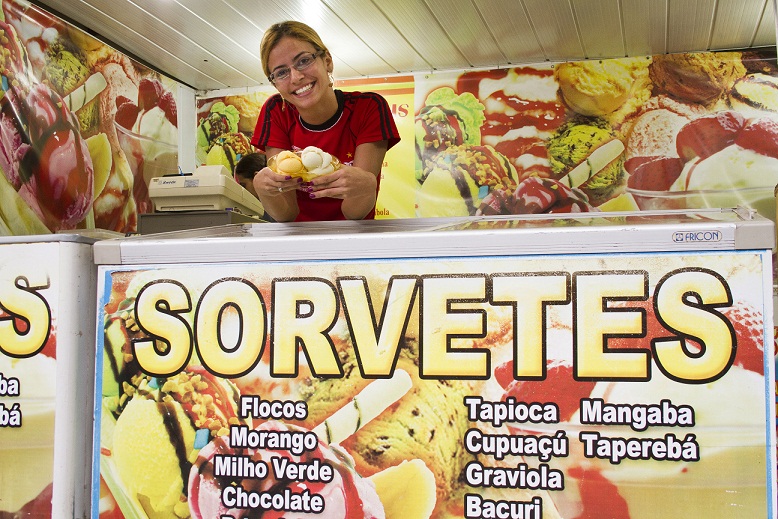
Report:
0,229,124,245
92,208,776,265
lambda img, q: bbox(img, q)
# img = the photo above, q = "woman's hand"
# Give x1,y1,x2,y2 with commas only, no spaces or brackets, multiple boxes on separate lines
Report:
304,164,376,199
305,165,377,220
252,166,302,197
251,166,301,222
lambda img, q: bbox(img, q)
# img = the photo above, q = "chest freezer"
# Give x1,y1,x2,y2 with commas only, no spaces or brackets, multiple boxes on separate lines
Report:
90,208,776,519
148,165,265,217
0,233,105,518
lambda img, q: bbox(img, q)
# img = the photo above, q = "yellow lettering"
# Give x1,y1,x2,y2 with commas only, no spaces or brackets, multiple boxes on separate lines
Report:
338,276,417,375
133,281,193,376
654,269,733,382
421,276,488,378
196,278,266,377
272,280,340,376
576,273,649,379
0,274,51,357
492,273,569,378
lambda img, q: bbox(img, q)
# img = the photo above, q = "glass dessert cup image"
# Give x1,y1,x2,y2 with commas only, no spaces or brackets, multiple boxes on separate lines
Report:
114,121,179,197
626,185,777,221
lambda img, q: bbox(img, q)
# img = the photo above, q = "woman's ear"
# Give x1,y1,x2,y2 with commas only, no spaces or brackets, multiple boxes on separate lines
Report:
324,51,333,73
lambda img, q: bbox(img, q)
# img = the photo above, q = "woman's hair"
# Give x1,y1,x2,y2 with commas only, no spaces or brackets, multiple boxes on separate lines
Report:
260,21,329,79
234,152,267,180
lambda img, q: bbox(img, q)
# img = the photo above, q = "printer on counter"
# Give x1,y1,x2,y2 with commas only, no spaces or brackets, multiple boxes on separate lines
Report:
148,165,264,217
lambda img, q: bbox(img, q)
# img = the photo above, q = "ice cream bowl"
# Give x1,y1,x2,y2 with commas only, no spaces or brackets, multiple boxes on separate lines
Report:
626,185,777,221
114,121,179,188
503,368,770,519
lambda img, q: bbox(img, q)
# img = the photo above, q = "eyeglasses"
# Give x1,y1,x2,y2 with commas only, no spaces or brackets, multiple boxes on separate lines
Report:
268,51,323,83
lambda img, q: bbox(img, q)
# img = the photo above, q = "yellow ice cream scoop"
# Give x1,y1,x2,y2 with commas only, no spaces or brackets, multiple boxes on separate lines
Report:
271,150,305,176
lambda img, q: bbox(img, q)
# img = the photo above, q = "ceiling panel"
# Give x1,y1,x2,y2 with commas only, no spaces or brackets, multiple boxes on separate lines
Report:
621,0,668,57
31,0,778,94
667,0,717,54
572,0,625,58
474,0,546,64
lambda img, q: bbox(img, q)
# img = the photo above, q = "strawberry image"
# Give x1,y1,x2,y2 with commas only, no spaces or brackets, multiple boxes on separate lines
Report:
625,155,684,191
675,110,746,162
735,117,778,158
137,77,164,111
722,302,765,375
496,359,596,422
158,91,177,125
114,99,139,130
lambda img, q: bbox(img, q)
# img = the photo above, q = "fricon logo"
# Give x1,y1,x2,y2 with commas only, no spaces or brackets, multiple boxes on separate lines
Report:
673,230,722,242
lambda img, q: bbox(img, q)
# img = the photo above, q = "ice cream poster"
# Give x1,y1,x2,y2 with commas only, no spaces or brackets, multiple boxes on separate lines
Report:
196,91,272,172
94,250,775,518
0,242,60,516
413,49,778,220
0,0,181,236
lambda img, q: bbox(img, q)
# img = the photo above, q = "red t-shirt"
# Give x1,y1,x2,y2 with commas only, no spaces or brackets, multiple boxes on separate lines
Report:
251,90,400,222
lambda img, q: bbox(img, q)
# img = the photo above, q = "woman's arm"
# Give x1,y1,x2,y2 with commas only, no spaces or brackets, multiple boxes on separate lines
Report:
251,146,302,222
308,140,389,220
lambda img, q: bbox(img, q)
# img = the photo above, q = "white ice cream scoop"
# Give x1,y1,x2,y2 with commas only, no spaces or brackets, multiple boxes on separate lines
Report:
300,146,337,176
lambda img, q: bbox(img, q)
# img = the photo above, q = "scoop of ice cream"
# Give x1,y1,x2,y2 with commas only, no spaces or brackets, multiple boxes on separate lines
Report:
270,147,340,181
111,368,247,516
650,51,746,105
43,41,98,135
729,73,778,116
112,396,195,517
300,146,338,176
188,421,386,519
132,106,177,148
675,144,778,191
669,144,778,218
224,91,270,134
548,118,613,175
556,59,644,117
271,150,305,176
0,354,56,514
547,118,625,204
623,104,694,191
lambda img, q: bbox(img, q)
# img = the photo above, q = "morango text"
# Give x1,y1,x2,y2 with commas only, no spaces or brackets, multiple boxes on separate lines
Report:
0,267,740,383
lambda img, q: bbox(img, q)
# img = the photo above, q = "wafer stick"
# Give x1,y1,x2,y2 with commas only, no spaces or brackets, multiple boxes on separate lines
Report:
313,369,413,444
63,72,107,112
559,138,625,188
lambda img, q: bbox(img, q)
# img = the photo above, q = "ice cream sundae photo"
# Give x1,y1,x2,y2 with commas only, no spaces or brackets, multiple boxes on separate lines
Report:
414,48,778,218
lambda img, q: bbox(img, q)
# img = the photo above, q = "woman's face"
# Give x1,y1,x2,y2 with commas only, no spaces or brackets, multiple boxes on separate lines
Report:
267,36,332,113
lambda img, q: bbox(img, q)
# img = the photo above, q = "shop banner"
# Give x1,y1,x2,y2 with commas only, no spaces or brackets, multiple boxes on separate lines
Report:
0,242,59,516
0,0,180,235
94,250,774,518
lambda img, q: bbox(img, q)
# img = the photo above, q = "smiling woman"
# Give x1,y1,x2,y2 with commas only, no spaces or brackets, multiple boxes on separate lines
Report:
249,20,400,223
